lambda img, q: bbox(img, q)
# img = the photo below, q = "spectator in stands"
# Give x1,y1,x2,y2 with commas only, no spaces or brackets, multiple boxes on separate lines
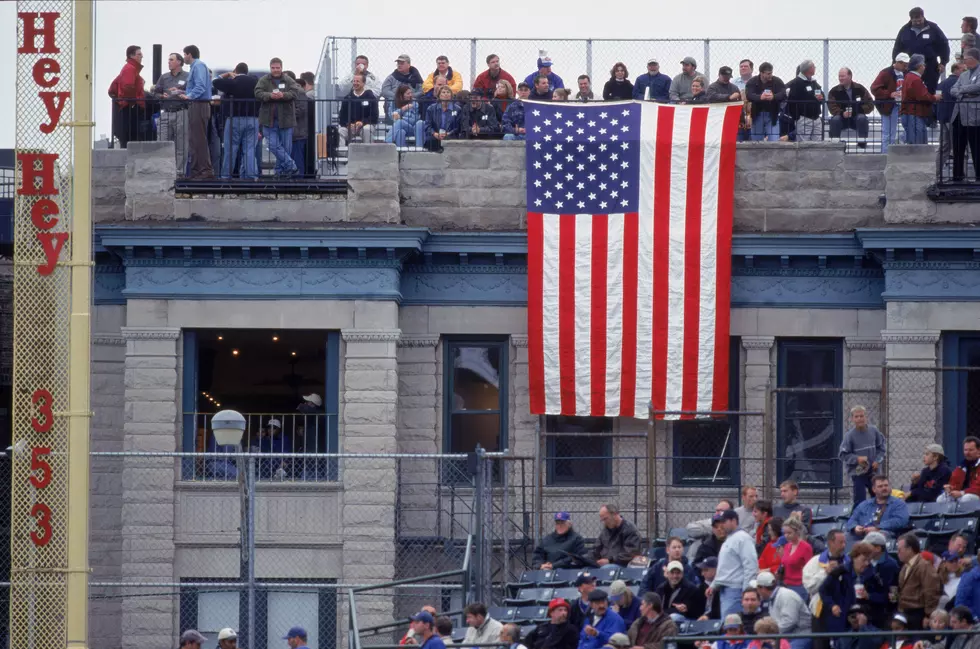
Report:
535,512,588,570
641,536,699,596
906,444,954,503
492,81,515,122
900,54,938,145
655,561,705,620
610,581,641,628
501,624,528,649
688,79,708,104
401,605,438,644
579,590,627,649
784,59,824,141
954,552,980,620
758,518,784,575
385,85,426,148
409,612,445,649
109,44,147,148
436,617,454,643
946,606,980,649
965,17,980,44
960,35,979,64
607,633,631,649
746,63,786,142
939,550,967,611
553,89,570,101
576,75,595,101
628,593,678,649
756,571,812,649
603,63,634,101
747,617,791,649
526,598,579,649
688,500,737,539
180,630,207,649
819,542,874,636
464,603,503,646
827,68,874,148
950,49,980,183
594,504,642,567
893,7,950,93
339,55,382,97
633,59,671,102
285,627,311,649
178,45,215,180
774,480,813,531
734,60,754,92
503,83,531,141
941,436,980,504
458,90,500,137
153,52,190,172
524,51,565,92
424,85,460,152
705,614,749,649
419,75,448,117
739,589,764,633
871,53,909,154
847,476,910,540
337,72,380,147
779,518,814,602
707,67,742,103
571,574,598,630
890,614,917,649
212,63,260,180
531,75,554,101
737,488,760,536
254,58,301,176
937,63,966,164
804,529,849,649
252,418,293,479
733,60,754,142
382,55,424,108
754,502,774,553
707,510,757,618
697,557,721,620
838,605,880,649
473,55,517,100
695,515,728,565
897,533,941,630
939,535,972,572
862,532,900,629
670,57,705,103
423,56,464,95
216,628,237,649
289,72,311,175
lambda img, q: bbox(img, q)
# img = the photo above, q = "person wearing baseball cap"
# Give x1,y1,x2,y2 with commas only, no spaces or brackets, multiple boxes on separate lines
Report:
707,66,742,104
755,570,812,641
608,580,640,628
257,416,292,479
522,49,565,92
694,513,728,566
180,630,207,649
217,628,238,649
605,632,631,649
709,509,758,618
409,612,445,649
381,55,424,105
533,511,587,571
580,590,627,649
633,58,670,102
524,598,579,649
871,53,910,153
569,573,598,630
906,443,952,502
862,532,899,629
657,560,705,620
283,626,311,649
669,56,704,103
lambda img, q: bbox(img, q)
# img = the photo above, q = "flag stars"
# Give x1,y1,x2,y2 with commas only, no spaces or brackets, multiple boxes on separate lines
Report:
577,112,585,119
544,119,552,126
600,201,608,209
533,142,542,150
535,199,542,206
578,201,585,209
555,201,563,209
544,135,552,141
532,110,540,116
544,153,552,161
621,161,629,169
544,191,552,198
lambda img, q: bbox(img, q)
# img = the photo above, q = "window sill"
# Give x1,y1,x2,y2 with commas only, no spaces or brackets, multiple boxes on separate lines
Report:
177,480,344,493
542,485,619,495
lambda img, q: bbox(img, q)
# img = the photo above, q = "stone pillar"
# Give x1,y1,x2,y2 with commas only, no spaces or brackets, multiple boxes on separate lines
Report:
883,145,939,224
119,326,180,649
882,330,941,479
347,144,400,223
93,148,127,222
341,329,400,633
125,141,176,220
741,337,774,497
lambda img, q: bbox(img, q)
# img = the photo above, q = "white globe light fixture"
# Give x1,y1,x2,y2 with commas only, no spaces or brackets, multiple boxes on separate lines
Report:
211,409,246,447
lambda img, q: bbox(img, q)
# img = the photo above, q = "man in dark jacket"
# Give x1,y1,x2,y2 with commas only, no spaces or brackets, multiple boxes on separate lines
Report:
503,83,530,140
212,63,260,179
381,54,424,106
907,443,954,503
254,57,301,176
628,593,678,649
707,67,742,103
745,63,786,142
640,537,699,596
655,562,705,620
694,519,726,565
785,59,824,141
569,573,597,630
526,599,580,649
337,72,380,146
530,75,554,101
458,90,500,138
633,59,671,102
696,558,721,620
863,532,900,629
893,7,950,92
534,512,588,569
828,68,874,147
594,505,642,567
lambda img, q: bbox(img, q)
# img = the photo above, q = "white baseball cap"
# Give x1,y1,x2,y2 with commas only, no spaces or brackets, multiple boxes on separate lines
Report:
267,418,282,428
303,393,323,407
895,53,911,63
217,628,238,641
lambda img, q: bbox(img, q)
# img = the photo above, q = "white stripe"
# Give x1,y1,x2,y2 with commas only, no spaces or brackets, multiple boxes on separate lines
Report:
604,214,625,415
573,214,593,415
635,103,659,418
541,214,562,414
696,107,727,412
663,107,694,416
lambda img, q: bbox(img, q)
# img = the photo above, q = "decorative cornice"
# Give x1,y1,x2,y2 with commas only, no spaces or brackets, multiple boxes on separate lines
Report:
342,329,402,343
511,335,529,348
123,258,403,269
880,330,941,345
404,264,528,274
845,338,885,350
741,336,775,350
733,268,882,278
92,334,126,346
397,335,440,348
120,327,181,341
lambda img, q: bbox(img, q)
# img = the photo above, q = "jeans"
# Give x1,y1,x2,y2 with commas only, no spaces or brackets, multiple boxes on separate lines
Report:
881,105,900,153
751,113,780,141
718,585,743,618
291,138,307,176
901,114,929,144
852,474,873,507
222,117,259,179
829,114,870,140
385,119,427,147
263,126,297,175
738,128,752,142
502,133,526,141
937,492,980,504
789,639,813,649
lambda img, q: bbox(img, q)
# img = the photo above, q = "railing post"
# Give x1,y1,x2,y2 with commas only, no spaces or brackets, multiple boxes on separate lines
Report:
473,446,488,605
822,39,831,96
586,40,593,84
470,39,478,90
703,40,710,81
247,456,256,649
646,405,658,540
350,37,358,71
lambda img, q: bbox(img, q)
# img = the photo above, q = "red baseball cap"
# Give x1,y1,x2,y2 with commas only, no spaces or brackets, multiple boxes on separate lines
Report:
547,598,570,614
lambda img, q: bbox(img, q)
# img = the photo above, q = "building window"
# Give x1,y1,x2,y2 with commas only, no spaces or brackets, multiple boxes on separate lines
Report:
546,416,613,486
776,339,843,487
672,337,741,486
181,330,340,481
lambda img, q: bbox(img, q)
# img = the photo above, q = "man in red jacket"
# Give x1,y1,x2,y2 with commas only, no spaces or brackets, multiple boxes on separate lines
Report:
108,45,147,148
899,54,937,144
939,436,980,503
472,54,517,100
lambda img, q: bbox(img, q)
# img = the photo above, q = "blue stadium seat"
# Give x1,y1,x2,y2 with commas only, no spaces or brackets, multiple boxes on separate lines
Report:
813,504,852,522
911,517,942,533
507,569,557,590
593,565,622,584
668,528,691,543
910,501,953,520
680,619,723,636
929,517,978,537
504,587,554,606
452,629,467,643
514,606,549,624
488,606,517,622
810,521,844,539
949,500,980,519
620,566,650,585
646,547,667,561
552,568,588,586
552,586,581,602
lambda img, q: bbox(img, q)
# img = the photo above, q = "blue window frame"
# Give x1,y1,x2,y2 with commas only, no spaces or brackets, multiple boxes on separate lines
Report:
776,338,844,487
942,333,980,454
546,416,614,486
671,336,741,486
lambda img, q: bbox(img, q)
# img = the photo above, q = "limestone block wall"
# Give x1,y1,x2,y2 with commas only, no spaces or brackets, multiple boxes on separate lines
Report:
125,142,177,220
93,149,127,223
884,145,980,224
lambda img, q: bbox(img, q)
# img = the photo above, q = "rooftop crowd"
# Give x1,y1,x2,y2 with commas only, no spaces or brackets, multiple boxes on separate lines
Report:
108,8,980,181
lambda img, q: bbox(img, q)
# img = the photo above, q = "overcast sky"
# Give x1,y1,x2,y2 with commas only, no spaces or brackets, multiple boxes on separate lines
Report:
0,0,975,148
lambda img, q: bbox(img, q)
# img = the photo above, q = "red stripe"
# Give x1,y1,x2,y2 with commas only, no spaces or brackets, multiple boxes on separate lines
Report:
711,106,741,412
680,109,709,419
558,215,577,415
651,106,675,417
527,212,546,415
619,213,639,418
590,215,608,417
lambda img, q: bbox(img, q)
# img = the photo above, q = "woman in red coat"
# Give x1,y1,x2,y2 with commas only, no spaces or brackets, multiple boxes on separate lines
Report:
758,517,784,574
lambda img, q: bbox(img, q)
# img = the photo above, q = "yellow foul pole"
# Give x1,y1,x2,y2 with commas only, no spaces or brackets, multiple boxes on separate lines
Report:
66,2,93,648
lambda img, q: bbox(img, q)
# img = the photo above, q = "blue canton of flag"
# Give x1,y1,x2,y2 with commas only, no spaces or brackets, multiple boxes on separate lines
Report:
525,101,642,214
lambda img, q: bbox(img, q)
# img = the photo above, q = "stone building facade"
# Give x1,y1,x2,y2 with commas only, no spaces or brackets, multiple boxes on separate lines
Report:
79,139,980,649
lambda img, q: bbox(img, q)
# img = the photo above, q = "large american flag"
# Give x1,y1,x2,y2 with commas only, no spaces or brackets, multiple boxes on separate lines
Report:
526,100,742,419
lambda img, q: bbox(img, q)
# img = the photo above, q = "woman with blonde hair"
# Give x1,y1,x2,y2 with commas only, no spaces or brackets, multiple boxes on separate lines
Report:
492,79,514,122
779,517,813,602
747,617,791,649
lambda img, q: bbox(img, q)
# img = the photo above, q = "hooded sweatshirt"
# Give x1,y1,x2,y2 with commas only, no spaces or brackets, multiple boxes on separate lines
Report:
907,460,953,502
839,424,887,478
382,66,425,101
532,527,587,569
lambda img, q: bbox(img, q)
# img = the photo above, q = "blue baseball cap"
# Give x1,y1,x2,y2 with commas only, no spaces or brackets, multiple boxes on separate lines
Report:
283,627,307,640
555,512,571,521
411,611,435,624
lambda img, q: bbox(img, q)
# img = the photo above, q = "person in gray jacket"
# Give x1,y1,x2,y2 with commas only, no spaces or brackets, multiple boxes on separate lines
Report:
839,405,886,507
669,57,706,103
533,512,588,569
594,504,642,567
707,67,743,103
951,48,980,181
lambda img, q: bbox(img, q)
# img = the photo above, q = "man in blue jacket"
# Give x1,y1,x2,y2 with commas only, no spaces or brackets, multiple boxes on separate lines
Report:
632,59,671,102
524,53,565,92
846,475,910,540
892,7,951,92
577,590,625,649
956,557,980,620
863,532,901,629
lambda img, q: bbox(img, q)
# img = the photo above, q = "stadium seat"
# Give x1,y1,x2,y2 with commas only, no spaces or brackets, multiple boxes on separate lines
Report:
488,606,517,622
646,547,667,561
680,619,723,636
813,504,851,522
552,586,581,602
911,517,942,533
620,566,650,585
594,565,622,584
668,528,691,543
929,517,978,537
910,501,953,520
504,587,554,607
552,568,588,586
452,629,467,643
810,521,844,539
950,500,980,519
514,606,549,624
507,569,557,590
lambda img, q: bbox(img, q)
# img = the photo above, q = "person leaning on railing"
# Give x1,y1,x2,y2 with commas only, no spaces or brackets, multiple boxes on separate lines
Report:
108,45,147,148
950,49,980,182
212,63,260,180
871,53,909,154
784,59,825,142
899,54,939,145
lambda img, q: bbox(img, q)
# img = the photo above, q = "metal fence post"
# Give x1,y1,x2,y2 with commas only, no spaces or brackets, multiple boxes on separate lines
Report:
473,446,486,605
822,39,831,96
247,456,256,649
703,40,710,81
350,37,358,71
586,40,593,84
532,417,542,545
471,39,478,90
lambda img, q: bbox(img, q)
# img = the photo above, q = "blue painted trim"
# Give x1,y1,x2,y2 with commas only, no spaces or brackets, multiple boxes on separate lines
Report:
402,265,528,306
97,225,431,251
857,228,980,249
732,234,866,257
181,331,197,469
424,232,529,254
882,266,980,302
325,331,340,480
94,264,126,305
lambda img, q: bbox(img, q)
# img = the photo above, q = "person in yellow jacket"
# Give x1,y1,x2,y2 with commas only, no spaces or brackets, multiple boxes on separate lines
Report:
422,55,464,94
